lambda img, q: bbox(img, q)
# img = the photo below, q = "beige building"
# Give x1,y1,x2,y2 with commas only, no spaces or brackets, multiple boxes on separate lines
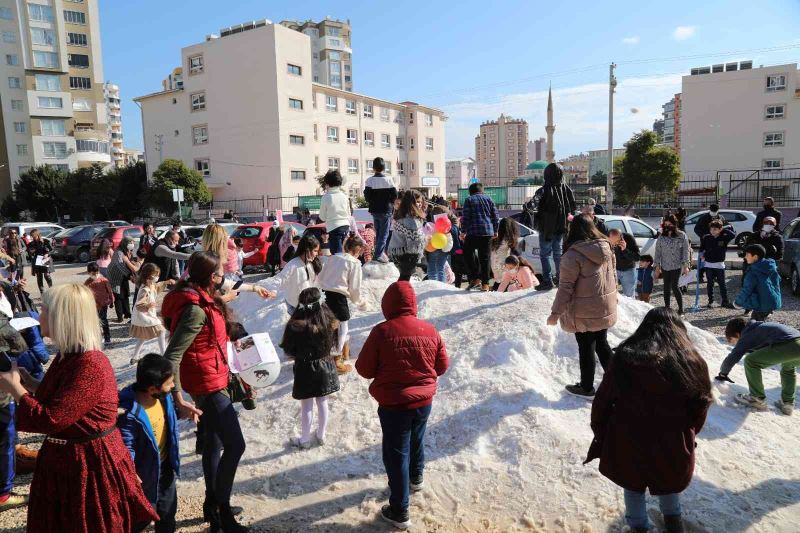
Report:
122,148,143,166
280,18,352,92
104,81,124,167
527,137,547,163
587,148,625,179
559,153,589,183
474,114,528,181
445,157,475,196
0,0,109,196
134,19,447,201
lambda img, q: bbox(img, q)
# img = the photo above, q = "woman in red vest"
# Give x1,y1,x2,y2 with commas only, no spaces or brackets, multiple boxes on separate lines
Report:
162,251,247,533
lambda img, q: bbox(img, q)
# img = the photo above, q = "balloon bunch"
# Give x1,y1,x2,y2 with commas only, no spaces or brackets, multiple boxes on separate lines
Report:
424,215,454,253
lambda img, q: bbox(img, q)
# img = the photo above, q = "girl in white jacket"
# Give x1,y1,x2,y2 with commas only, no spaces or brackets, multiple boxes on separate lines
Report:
129,263,174,364
318,234,365,374
318,170,352,255
277,234,322,315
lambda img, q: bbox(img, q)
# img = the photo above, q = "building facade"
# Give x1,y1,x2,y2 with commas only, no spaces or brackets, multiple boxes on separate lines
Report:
652,118,665,141
474,114,528,180
0,0,109,196
527,137,547,163
587,148,626,179
673,93,682,154
135,20,446,201
559,153,589,184
445,157,475,196
104,81,123,167
122,148,143,166
280,18,352,92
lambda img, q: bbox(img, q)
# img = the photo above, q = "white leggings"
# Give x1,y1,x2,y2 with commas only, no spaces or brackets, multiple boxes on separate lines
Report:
337,320,349,353
299,396,329,443
131,331,167,362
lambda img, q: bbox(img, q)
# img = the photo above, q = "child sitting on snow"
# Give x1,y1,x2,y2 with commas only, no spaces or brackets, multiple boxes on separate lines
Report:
359,224,376,264
497,255,538,292
280,287,340,449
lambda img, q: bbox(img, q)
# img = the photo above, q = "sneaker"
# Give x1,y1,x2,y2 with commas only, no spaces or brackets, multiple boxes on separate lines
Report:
735,393,768,411
535,282,554,292
380,505,411,530
315,433,326,446
722,301,736,309
565,383,595,398
289,437,312,450
410,474,424,492
0,493,28,511
775,399,794,416
706,301,714,308
377,254,390,264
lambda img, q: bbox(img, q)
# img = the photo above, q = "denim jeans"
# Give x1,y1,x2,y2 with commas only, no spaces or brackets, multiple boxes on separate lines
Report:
133,462,177,533
328,225,350,255
617,268,637,298
427,250,449,282
197,391,246,506
623,489,681,529
378,404,432,514
539,235,563,284
0,401,14,496
705,267,728,303
372,212,392,259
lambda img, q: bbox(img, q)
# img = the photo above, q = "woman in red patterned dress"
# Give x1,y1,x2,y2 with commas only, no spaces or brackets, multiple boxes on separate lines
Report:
0,283,157,532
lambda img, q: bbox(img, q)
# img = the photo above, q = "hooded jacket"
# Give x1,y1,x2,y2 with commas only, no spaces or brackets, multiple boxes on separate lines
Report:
549,239,618,333
532,166,577,240
735,258,782,312
356,282,449,409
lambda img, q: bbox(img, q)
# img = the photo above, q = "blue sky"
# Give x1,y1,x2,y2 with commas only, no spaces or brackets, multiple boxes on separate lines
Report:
101,0,800,159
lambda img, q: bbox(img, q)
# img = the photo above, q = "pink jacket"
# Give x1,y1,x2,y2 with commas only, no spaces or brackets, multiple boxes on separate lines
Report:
497,266,538,292
224,238,239,273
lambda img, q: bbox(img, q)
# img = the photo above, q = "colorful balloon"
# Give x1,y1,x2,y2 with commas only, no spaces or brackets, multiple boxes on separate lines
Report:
431,232,447,250
425,241,436,253
442,234,454,253
423,222,435,236
434,217,452,234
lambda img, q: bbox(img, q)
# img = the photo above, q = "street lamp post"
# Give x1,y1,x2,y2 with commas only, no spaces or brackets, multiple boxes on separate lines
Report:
606,63,617,213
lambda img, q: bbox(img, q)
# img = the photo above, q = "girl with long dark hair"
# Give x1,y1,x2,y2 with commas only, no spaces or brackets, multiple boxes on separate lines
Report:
490,217,520,289
547,214,617,397
585,307,712,533
654,214,690,315
388,190,426,281
275,235,322,315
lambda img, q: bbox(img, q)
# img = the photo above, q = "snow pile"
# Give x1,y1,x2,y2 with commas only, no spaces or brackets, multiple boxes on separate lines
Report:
195,276,800,532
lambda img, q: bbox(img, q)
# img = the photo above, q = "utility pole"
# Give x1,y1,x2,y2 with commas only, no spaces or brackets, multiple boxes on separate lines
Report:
154,134,164,166
606,63,617,213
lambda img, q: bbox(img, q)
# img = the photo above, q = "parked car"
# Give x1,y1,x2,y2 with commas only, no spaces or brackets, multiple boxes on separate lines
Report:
1,222,64,244
683,209,756,248
779,217,800,295
90,225,144,258
52,224,107,263
231,223,281,267
302,221,367,242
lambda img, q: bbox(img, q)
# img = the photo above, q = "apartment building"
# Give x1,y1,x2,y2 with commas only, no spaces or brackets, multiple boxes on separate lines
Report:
474,114,528,181
445,157,475,196
587,148,625,178
280,18,352,92
104,81,123,167
527,137,547,164
558,153,589,184
134,19,447,201
161,67,183,91
0,0,109,197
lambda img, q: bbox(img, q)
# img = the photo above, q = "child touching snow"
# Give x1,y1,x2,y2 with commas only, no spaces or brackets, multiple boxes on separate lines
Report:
280,287,340,449
276,235,322,315
318,234,365,374
497,255,539,292
130,263,175,365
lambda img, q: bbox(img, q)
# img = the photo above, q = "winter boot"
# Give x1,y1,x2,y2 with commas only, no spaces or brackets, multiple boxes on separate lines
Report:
664,514,684,533
218,503,248,532
465,279,481,291
335,353,353,374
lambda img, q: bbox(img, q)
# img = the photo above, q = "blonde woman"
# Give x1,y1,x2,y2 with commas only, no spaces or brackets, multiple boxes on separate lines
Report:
201,225,275,300
0,284,156,531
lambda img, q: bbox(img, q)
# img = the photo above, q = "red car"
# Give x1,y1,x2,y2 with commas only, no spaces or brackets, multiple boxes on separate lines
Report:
90,225,144,258
231,222,306,267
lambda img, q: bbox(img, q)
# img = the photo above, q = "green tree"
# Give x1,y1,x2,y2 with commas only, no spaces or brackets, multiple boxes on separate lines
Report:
61,163,120,221
146,159,211,215
612,130,680,206
14,165,67,220
109,161,148,221
590,170,607,186
0,195,22,221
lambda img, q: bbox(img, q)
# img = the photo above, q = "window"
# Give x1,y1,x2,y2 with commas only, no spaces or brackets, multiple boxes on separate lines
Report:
629,220,656,239
33,51,59,69
326,27,340,37
327,126,339,142
313,124,318,141
326,95,337,112
72,98,91,111
346,129,357,144
365,159,372,172
347,158,359,174
5,54,17,66
28,4,54,22
8,77,20,89
13,122,25,133
63,10,86,24
41,119,66,136
425,113,433,126
34,74,59,92
344,64,351,72
16,144,27,156
398,162,405,175
67,32,87,46
765,104,786,120
410,162,415,174
381,133,391,148
426,162,434,174
76,139,108,153
68,54,89,68
188,55,203,74
363,104,373,118
763,159,783,170
11,100,23,111
766,74,786,92
291,170,306,180
385,161,391,174
192,125,208,145
0,7,12,20
381,108,390,122
42,142,67,158
31,28,55,45
345,100,356,115
289,134,304,145
364,131,374,146
330,39,341,46
195,159,210,176
69,76,91,89
38,96,63,109
19,166,31,175
327,157,339,170
2,31,15,43
191,92,206,111
425,137,434,150
289,98,303,110
764,132,784,146
409,112,414,124
396,136,404,150
287,63,302,76
330,74,342,87
409,137,415,150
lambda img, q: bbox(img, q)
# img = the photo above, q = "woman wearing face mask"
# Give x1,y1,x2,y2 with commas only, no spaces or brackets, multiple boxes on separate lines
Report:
654,215,690,315
108,237,141,323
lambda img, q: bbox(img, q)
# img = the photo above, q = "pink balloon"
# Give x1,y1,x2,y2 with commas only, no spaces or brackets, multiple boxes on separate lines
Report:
567,214,574,222
423,222,435,236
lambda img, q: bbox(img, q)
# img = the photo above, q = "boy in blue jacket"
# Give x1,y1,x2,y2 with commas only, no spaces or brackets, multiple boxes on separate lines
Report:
118,354,180,533
735,244,782,321
636,255,654,302
699,220,736,308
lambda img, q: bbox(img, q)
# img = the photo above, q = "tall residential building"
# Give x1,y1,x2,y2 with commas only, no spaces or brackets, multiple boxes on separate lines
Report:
135,19,446,201
661,94,682,151
652,118,665,140
162,67,183,91
474,114,528,181
681,61,798,175
673,93,682,154
445,157,475,196
587,148,626,178
0,0,109,196
280,18,352,92
527,137,547,163
105,81,123,167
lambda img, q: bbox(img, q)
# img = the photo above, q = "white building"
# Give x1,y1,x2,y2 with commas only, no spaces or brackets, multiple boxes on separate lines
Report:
134,19,447,202
445,157,475,196
104,81,123,167
280,18,353,92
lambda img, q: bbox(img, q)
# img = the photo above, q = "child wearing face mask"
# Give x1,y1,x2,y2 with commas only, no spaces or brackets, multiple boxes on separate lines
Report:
497,255,539,292
654,214,690,315
130,263,175,365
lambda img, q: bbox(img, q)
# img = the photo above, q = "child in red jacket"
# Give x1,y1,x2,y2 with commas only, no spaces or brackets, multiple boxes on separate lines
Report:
355,281,449,530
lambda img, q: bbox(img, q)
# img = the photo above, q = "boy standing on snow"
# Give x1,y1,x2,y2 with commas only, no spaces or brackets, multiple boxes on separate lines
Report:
735,244,782,321
699,220,736,309
356,281,449,530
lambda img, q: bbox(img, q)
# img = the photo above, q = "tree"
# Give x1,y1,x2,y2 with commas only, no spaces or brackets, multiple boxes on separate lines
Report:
612,130,680,206
14,165,67,220
590,170,607,186
146,159,211,215
109,161,148,221
61,163,120,221
0,195,22,221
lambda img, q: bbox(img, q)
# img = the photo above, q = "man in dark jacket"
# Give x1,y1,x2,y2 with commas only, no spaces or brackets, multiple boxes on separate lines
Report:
356,281,449,530
753,197,782,233
363,157,398,263
693,204,726,241
608,228,640,297
745,216,783,261
461,182,500,291
146,231,192,282
532,163,576,290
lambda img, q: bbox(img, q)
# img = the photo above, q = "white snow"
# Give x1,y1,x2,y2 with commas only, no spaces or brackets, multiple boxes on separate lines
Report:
177,274,800,531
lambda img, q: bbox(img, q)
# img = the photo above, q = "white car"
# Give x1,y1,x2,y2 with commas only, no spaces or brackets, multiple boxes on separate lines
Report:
516,215,659,273
683,209,756,248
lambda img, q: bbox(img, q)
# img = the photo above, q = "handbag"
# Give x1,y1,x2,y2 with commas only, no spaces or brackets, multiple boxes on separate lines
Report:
227,373,256,410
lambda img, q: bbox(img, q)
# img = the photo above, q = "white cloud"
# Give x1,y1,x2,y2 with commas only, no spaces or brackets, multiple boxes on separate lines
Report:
672,26,697,41
622,36,640,45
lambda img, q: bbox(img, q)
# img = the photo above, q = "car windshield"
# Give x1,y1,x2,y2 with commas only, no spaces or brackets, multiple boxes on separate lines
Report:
95,228,116,240
686,213,702,223
56,227,82,238
223,225,238,236
185,228,205,240
232,227,262,238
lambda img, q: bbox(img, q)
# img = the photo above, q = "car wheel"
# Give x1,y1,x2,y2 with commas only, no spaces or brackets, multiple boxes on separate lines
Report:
77,248,91,263
792,267,800,297
735,232,752,250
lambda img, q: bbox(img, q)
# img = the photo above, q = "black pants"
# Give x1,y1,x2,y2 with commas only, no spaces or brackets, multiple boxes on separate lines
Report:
114,281,131,321
661,269,683,313
394,254,420,281
464,235,493,285
132,462,177,533
705,267,729,303
575,329,612,390
33,269,52,294
98,307,110,342
199,391,246,506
